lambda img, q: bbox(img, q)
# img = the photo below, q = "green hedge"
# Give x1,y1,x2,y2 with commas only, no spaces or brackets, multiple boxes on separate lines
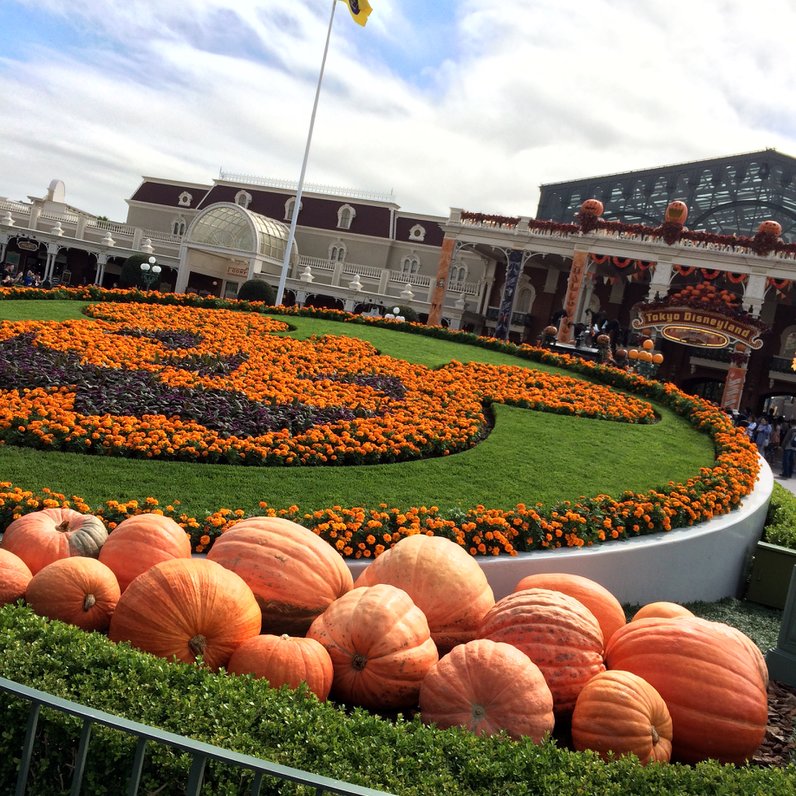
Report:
763,483,796,548
0,605,793,795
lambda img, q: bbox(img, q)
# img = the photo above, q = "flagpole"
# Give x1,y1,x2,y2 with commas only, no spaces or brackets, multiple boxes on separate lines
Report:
275,0,338,306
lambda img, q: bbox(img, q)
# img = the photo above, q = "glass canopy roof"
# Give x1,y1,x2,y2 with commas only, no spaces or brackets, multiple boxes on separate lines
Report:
187,203,298,263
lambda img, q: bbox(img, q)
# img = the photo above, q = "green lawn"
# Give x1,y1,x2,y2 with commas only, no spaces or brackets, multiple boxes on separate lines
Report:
0,300,715,518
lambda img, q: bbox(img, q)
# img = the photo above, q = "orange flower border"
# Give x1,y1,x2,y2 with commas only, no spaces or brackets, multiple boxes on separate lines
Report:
0,286,761,559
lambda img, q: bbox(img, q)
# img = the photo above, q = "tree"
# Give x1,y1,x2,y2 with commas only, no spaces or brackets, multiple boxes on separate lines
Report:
236,279,275,304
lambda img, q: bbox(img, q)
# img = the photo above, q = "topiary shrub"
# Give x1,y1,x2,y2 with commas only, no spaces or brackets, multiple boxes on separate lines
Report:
236,279,275,304
118,254,157,289
396,305,418,322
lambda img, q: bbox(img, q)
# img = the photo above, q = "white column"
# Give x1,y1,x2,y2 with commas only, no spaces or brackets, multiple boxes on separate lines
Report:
743,274,767,317
96,253,108,285
645,260,673,301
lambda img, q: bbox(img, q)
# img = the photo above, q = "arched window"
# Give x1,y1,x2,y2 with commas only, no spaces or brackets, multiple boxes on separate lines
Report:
401,254,420,277
449,262,468,283
178,191,193,207
235,190,252,209
329,242,346,263
337,204,356,230
172,216,187,236
284,197,302,221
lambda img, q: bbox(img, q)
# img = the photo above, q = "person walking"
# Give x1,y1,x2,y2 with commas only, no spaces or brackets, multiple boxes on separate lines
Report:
753,416,772,457
781,423,796,479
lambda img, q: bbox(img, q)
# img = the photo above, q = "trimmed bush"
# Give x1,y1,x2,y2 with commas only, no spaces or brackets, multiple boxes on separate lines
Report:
763,483,796,548
0,604,794,795
236,279,275,304
118,255,158,289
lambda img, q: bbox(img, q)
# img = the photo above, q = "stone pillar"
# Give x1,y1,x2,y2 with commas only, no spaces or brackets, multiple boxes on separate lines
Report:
427,237,455,326
744,274,767,317
495,250,523,340
45,243,60,281
96,253,108,286
558,249,589,343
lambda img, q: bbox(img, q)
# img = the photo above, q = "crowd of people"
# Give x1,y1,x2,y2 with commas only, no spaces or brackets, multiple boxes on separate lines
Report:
2,264,42,287
740,414,796,478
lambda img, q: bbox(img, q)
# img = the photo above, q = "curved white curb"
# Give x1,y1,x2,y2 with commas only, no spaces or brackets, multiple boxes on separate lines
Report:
347,459,773,606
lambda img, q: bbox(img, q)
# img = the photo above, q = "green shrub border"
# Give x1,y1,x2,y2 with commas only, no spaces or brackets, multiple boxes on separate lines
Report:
763,483,796,548
1,604,793,795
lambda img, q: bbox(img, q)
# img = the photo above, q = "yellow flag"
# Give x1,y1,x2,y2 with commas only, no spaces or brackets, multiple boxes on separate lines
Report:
340,0,372,26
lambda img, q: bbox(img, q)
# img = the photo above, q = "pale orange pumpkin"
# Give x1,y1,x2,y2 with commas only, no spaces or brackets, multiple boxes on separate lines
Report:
664,200,688,225
571,669,673,765
1,508,108,574
98,513,191,592
757,219,782,237
354,534,494,652
513,572,625,647
631,601,694,622
0,549,33,605
580,198,604,217
109,558,261,671
25,557,120,633
207,517,353,635
419,639,554,741
478,588,604,714
227,633,334,701
307,584,438,711
605,616,768,763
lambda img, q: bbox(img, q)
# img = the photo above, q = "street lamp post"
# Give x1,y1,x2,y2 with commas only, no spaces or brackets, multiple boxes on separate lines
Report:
139,256,161,290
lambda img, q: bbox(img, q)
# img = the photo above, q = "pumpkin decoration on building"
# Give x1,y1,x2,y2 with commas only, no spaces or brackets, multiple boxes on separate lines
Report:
25,557,121,633
109,557,261,672
307,583,438,711
577,198,604,233
659,200,689,245
605,616,768,763
353,533,495,653
571,669,673,764
419,639,554,741
478,587,605,714
1,508,108,574
207,516,354,636
751,219,783,256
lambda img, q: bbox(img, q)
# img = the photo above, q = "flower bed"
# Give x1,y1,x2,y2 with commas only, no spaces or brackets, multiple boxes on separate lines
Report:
0,287,761,560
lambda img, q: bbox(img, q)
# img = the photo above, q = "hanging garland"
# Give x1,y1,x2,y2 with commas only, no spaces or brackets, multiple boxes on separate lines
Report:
673,265,696,277
611,256,634,269
636,260,654,271
767,277,791,292
700,268,722,281
589,253,609,264
725,272,748,285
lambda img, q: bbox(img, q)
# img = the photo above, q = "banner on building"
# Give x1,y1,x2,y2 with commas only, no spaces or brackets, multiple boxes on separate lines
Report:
632,306,764,350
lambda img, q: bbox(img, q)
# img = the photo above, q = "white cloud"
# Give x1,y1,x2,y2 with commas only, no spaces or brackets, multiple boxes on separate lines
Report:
0,0,794,221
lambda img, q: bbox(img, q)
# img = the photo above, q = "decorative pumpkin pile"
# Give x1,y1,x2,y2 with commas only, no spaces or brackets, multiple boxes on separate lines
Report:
0,508,769,766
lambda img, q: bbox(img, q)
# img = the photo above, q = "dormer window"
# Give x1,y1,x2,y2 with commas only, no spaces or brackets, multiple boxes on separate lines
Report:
408,224,426,242
284,196,302,221
178,191,193,207
235,190,253,209
337,204,356,230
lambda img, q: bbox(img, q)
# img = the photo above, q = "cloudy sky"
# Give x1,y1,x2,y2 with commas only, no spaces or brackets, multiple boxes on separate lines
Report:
2,0,796,222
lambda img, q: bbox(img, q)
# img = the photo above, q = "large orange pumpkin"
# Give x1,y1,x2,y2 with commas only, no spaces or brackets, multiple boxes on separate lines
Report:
227,633,334,702
571,669,673,765
25,557,121,633
1,508,108,574
513,572,625,647
605,617,768,763
478,588,604,714
0,549,33,605
207,517,353,635
419,639,554,741
631,601,694,622
354,534,494,652
108,558,261,671
98,514,191,592
306,584,438,711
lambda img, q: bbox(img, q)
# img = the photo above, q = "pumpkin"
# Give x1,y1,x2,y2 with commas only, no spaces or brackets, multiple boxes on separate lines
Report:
664,200,688,225
757,219,782,237
109,558,261,671
605,617,768,763
1,508,108,574
353,534,494,653
631,601,694,622
580,198,604,217
207,517,353,635
306,584,438,711
478,588,604,714
513,572,625,647
98,514,191,592
0,549,33,605
571,669,673,765
419,639,554,741
25,557,120,633
227,633,334,701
